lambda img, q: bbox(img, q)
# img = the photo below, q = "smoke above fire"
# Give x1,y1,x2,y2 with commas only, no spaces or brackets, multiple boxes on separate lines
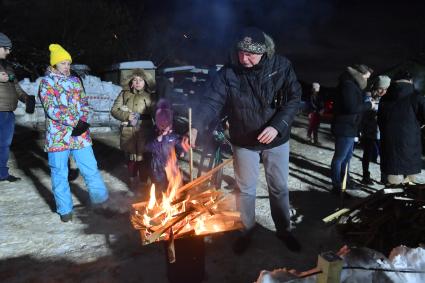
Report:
162,0,336,65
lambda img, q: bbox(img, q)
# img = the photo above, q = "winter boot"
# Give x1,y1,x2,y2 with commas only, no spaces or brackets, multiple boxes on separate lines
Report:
361,172,373,185
276,231,302,252
60,212,73,222
0,175,21,182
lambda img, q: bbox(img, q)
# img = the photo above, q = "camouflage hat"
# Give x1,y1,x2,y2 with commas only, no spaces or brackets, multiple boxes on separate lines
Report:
236,27,266,54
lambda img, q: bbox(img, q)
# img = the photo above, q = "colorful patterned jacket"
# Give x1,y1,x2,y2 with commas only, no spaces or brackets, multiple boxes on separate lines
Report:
38,68,92,152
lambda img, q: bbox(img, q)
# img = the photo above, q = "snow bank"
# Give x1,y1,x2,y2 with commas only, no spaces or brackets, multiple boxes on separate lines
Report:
256,246,425,283
15,75,122,129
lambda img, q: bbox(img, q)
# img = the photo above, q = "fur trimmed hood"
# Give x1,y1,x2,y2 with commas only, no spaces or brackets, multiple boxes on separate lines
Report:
340,66,368,90
123,68,156,93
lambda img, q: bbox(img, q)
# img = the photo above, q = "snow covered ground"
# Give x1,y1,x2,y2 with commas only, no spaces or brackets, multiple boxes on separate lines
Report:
0,115,424,282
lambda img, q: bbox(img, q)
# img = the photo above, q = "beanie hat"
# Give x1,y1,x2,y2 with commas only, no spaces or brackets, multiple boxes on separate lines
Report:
49,44,72,66
155,99,173,131
375,75,391,89
236,27,266,54
0,33,12,48
312,82,320,92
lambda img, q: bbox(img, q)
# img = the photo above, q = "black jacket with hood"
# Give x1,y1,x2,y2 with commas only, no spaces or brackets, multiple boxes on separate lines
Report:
332,67,372,137
377,81,425,175
193,35,301,150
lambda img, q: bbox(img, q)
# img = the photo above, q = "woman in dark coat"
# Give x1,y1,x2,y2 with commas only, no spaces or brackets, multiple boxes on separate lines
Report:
377,71,425,185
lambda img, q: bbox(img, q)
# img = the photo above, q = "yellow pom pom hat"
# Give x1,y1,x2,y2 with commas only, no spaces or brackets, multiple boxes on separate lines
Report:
49,44,72,66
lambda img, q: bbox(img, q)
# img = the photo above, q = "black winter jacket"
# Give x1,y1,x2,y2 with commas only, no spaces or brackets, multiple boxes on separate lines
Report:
332,71,371,137
194,53,301,150
377,82,425,175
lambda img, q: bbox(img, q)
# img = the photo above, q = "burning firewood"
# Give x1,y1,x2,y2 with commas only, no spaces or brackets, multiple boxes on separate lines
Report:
130,149,242,261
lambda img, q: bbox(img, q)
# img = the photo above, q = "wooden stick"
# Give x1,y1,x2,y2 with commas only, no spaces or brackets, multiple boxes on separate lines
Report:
188,107,193,181
341,164,348,193
340,164,349,207
177,158,233,195
167,227,176,263
322,208,351,223
323,188,388,224
145,210,193,244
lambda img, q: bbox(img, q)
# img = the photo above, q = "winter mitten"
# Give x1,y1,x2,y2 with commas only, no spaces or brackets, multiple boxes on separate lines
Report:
71,120,90,136
25,95,35,114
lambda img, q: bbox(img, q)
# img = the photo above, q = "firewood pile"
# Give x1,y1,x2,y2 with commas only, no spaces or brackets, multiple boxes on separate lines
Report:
130,158,243,247
323,185,425,255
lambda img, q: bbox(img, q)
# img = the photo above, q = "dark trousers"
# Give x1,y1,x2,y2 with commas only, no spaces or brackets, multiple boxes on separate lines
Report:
0,112,15,179
127,153,152,182
361,137,379,177
307,112,321,142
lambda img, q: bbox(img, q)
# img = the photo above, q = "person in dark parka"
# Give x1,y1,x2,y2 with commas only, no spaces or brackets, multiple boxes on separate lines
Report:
331,64,375,193
189,27,302,254
377,70,425,185
360,75,391,185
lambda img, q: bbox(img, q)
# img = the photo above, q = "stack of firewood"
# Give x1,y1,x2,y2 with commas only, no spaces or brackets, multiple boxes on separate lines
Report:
130,159,243,246
323,185,425,255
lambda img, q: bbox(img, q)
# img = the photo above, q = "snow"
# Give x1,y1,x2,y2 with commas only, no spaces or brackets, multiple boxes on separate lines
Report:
162,66,195,73
1,115,424,282
256,246,425,283
15,75,122,128
109,60,156,70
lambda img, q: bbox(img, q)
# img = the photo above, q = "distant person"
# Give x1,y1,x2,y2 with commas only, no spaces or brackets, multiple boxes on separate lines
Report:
145,99,189,192
306,82,324,144
189,27,302,253
156,74,174,100
111,69,156,189
378,70,425,186
38,44,110,222
0,32,35,182
331,64,376,193
360,75,390,185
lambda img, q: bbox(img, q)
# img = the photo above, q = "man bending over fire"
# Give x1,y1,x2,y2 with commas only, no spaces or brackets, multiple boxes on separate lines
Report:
190,27,301,254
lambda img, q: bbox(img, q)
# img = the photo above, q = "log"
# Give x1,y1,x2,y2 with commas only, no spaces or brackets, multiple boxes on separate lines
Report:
323,208,350,224
167,228,176,263
177,159,233,195
145,210,193,244
316,251,343,283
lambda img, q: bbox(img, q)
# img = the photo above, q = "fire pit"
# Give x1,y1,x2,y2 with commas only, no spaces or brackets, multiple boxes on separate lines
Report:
130,150,242,278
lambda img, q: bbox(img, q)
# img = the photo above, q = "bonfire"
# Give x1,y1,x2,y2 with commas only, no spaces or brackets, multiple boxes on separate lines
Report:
130,149,242,261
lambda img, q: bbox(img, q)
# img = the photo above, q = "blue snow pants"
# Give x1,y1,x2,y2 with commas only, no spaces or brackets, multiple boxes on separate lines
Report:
48,146,108,215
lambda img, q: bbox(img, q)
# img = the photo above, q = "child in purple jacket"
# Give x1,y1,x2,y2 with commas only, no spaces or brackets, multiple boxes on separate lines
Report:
146,99,189,192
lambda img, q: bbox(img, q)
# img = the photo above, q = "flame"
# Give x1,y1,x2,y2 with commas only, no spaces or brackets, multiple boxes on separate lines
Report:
164,149,181,201
194,216,207,234
134,147,241,242
147,184,156,210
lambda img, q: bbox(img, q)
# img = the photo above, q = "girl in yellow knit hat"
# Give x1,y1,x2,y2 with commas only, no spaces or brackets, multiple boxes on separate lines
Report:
38,43,110,222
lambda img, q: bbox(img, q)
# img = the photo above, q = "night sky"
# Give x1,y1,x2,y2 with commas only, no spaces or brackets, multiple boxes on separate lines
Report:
1,0,425,85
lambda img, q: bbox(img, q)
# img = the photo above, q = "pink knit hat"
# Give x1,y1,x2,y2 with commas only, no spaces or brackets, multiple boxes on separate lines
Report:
155,99,173,131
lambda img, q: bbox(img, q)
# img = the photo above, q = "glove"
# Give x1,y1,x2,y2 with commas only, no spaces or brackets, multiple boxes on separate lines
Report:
25,95,35,114
71,120,90,136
